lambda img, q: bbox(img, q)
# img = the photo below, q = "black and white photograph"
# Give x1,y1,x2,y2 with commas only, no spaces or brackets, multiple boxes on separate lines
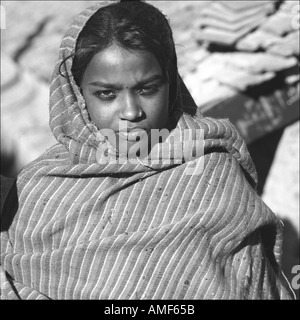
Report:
0,0,299,302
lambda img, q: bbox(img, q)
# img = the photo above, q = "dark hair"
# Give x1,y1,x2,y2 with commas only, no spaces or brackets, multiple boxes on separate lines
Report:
66,1,179,108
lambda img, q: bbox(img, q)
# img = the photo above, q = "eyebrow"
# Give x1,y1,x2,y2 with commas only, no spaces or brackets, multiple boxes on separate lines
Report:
88,75,164,89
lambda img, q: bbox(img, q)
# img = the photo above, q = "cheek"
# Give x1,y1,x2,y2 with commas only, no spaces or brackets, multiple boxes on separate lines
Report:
84,98,112,129
85,100,99,123
149,88,169,128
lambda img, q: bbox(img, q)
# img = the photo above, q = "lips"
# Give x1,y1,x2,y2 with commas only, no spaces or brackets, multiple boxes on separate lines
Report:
117,128,149,141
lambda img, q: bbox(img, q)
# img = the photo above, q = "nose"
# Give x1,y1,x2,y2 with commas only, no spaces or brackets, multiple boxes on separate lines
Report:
119,92,143,121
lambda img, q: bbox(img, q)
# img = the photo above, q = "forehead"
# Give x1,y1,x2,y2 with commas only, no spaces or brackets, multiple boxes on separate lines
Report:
83,44,163,84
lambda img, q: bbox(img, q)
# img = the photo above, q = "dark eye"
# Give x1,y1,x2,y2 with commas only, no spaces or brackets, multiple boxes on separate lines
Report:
139,85,159,96
95,90,116,100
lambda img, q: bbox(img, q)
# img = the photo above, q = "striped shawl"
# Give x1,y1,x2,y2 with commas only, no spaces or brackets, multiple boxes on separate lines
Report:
0,1,294,299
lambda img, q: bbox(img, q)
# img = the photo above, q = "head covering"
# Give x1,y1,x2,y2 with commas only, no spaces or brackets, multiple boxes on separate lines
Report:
0,1,294,300
49,0,186,165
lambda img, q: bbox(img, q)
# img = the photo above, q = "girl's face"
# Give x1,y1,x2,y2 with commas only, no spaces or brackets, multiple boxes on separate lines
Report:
80,44,169,157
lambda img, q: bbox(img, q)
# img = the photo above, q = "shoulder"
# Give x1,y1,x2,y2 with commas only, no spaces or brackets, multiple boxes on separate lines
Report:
180,113,258,187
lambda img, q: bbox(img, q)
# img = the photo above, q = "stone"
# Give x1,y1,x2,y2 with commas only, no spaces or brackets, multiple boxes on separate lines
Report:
217,52,298,74
236,29,283,52
197,11,272,32
183,74,237,109
196,16,268,46
214,67,275,91
260,11,296,36
267,30,300,57
198,1,275,24
221,0,276,12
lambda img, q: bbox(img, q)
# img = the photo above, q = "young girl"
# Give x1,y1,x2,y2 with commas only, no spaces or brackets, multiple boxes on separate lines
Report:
0,1,294,299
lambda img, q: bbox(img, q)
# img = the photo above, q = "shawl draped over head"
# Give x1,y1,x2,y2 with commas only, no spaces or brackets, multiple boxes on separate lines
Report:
0,1,295,300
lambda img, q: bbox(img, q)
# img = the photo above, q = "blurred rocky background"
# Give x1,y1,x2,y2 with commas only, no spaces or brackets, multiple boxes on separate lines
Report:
0,1,299,298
